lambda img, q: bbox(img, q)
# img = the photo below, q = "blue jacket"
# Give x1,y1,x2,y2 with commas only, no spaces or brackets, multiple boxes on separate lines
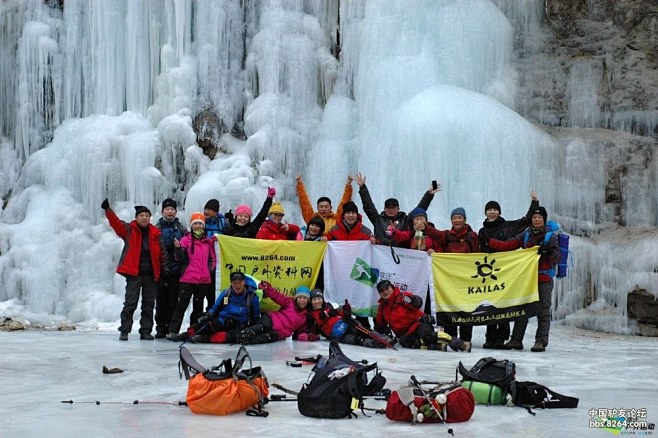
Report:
156,217,188,275
209,284,261,326
205,215,226,237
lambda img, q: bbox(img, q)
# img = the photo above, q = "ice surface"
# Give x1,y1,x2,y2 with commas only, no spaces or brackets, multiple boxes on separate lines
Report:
1,322,656,437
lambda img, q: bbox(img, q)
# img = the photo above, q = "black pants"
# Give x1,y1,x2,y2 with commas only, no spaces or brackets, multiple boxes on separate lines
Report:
485,322,510,344
205,270,216,311
398,322,465,351
443,324,472,342
168,282,209,334
119,275,157,334
155,275,180,335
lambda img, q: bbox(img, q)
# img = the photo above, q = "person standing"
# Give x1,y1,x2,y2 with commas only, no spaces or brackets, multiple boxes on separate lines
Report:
202,198,226,311
478,191,538,349
426,207,480,344
224,188,276,238
487,206,560,352
255,203,302,240
154,198,188,338
354,172,441,246
295,174,353,236
373,280,470,352
101,199,165,341
166,212,217,340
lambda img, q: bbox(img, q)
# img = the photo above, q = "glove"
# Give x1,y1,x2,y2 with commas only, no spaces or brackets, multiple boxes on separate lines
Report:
419,314,435,325
101,198,110,210
402,295,413,305
308,333,320,342
224,210,234,224
259,281,272,292
343,300,352,318
375,325,392,337
267,187,276,198
538,246,550,255
297,333,309,342
198,312,214,325
385,225,395,237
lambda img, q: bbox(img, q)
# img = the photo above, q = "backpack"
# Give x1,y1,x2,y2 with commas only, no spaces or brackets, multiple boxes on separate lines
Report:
514,381,579,409
179,346,269,416
297,340,386,419
385,382,475,423
523,220,571,278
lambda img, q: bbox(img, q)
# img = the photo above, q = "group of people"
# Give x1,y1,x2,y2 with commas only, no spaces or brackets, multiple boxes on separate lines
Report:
101,173,560,353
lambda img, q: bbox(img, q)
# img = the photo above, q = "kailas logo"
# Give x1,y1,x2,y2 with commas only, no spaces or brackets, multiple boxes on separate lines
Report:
350,258,379,287
471,255,501,283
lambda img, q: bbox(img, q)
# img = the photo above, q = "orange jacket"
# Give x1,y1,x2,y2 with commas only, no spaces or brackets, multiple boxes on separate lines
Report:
296,180,353,235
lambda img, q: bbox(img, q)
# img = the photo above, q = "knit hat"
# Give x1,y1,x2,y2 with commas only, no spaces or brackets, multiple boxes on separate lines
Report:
342,201,359,214
230,271,246,281
530,206,548,223
307,216,326,235
295,286,311,299
409,207,427,220
204,199,220,213
376,279,393,292
134,206,151,216
268,202,285,215
384,198,399,208
484,201,501,214
450,207,466,219
310,288,324,300
190,212,205,226
162,198,177,211
235,204,252,217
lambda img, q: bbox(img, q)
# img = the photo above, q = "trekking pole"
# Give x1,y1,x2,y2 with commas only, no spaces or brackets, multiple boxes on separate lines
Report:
61,399,187,406
345,316,398,350
409,376,454,436
178,321,211,348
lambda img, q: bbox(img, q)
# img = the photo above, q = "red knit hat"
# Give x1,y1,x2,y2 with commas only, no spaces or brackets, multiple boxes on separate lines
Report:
190,212,205,226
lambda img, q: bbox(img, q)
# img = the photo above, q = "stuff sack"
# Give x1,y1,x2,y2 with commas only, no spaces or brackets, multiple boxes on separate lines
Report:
461,380,507,405
297,340,386,419
514,381,579,409
458,357,516,400
179,345,269,416
386,383,474,423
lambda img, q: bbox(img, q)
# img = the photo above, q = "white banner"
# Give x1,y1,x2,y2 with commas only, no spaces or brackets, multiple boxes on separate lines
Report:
323,241,432,316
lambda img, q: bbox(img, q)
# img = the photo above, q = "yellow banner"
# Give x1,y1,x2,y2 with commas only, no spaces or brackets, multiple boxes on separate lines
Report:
217,235,326,297
433,247,539,313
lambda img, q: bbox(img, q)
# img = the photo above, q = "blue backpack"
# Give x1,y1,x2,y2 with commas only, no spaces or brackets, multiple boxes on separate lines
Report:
523,221,570,278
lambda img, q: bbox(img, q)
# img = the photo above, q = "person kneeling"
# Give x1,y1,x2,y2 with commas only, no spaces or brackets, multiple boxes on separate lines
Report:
374,280,471,352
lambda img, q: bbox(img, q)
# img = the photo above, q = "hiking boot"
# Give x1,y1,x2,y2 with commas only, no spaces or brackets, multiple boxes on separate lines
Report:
462,341,472,352
490,340,506,350
531,339,545,352
166,332,181,342
154,331,167,339
119,332,128,341
503,339,523,350
140,333,154,340
189,334,209,344
361,338,386,349
482,341,493,349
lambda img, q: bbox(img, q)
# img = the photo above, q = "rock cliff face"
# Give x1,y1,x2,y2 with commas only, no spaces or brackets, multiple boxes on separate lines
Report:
496,0,657,333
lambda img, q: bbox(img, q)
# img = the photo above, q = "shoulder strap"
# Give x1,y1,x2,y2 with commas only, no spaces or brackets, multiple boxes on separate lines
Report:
178,346,207,380
543,386,579,409
523,229,531,247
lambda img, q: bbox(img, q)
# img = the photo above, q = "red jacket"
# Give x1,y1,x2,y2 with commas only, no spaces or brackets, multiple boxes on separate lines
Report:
310,303,346,338
489,226,560,282
255,219,301,240
391,224,441,251
326,215,372,241
105,209,164,281
374,287,425,337
426,224,479,253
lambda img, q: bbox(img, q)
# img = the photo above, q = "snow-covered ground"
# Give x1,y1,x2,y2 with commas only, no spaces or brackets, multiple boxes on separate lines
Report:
2,321,656,437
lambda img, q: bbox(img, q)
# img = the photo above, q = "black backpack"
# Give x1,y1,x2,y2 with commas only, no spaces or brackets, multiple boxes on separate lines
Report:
457,357,516,394
297,340,386,419
514,381,579,409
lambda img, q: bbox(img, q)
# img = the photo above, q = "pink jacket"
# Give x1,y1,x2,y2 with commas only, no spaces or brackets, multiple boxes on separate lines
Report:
177,234,217,284
261,283,309,339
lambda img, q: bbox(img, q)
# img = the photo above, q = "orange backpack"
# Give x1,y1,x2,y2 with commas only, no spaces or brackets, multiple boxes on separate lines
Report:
179,346,269,416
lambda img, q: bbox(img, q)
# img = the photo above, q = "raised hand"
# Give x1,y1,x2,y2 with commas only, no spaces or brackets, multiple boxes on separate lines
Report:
354,172,366,187
101,198,110,210
267,187,276,198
